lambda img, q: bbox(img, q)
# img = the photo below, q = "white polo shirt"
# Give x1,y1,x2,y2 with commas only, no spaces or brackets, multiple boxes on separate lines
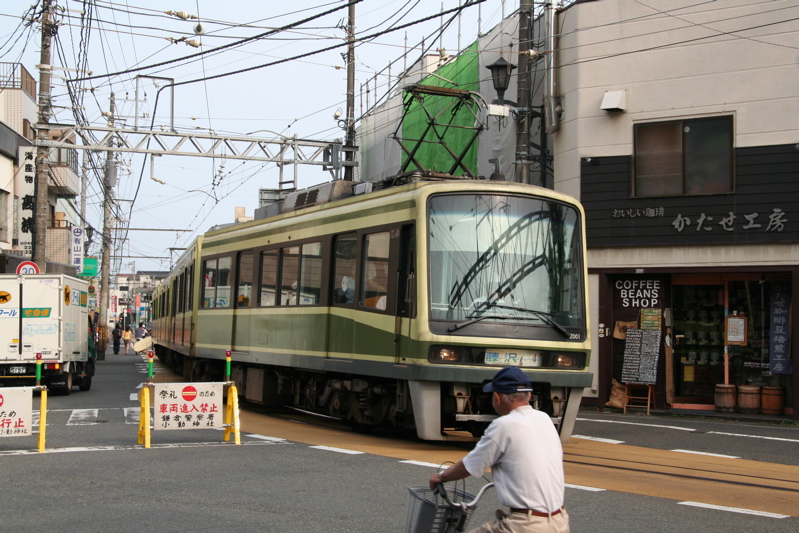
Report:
462,404,565,513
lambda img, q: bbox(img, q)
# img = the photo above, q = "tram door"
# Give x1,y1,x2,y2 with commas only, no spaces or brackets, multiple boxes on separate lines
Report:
395,226,416,362
329,234,358,358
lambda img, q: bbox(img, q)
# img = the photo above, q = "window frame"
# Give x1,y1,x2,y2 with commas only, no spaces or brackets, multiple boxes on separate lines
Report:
201,254,233,309
633,115,734,198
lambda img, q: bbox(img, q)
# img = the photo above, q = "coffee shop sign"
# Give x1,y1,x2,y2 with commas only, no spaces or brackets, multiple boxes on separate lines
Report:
616,279,660,308
611,206,787,234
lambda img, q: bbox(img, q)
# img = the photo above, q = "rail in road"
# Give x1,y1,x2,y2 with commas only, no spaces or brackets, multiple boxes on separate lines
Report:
55,360,793,519
235,408,799,518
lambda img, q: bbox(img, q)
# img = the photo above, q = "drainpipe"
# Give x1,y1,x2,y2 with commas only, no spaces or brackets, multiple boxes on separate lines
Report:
544,2,560,134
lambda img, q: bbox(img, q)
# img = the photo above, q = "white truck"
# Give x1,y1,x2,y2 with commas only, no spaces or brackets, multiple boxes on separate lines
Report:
0,274,95,394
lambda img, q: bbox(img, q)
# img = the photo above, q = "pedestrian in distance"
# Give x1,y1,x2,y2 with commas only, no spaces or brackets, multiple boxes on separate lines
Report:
112,323,123,355
122,326,133,354
134,322,146,342
429,366,570,533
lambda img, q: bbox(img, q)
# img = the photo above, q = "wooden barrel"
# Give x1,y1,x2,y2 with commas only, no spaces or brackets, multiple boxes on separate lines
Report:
737,385,761,413
714,384,737,413
761,386,784,415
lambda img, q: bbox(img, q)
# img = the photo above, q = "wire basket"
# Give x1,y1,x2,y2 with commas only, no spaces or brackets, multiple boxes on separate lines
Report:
406,486,476,533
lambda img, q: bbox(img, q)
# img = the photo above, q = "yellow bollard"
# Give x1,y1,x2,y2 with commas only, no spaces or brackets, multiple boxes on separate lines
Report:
138,386,150,448
37,388,48,453
224,384,240,445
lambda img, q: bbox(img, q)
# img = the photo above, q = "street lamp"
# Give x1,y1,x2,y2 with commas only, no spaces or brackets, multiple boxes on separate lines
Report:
486,57,516,106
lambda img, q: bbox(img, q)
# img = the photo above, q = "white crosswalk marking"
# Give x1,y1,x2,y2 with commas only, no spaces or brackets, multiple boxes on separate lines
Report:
67,409,99,425
124,407,140,424
28,408,143,426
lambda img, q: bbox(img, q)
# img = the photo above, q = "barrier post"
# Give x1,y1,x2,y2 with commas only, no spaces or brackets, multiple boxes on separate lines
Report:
36,386,47,452
35,353,42,387
147,350,155,383
224,383,240,445
225,350,231,381
138,385,151,448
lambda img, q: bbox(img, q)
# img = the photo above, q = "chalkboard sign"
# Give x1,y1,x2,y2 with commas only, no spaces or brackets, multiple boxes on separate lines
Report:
622,328,662,385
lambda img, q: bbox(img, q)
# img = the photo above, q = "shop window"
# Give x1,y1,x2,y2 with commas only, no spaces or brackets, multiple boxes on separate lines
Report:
634,116,733,198
361,232,390,310
727,280,773,386
673,285,725,400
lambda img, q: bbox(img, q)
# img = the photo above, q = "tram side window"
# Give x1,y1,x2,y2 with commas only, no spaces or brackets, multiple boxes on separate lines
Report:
300,242,322,305
202,256,232,308
237,251,254,307
333,235,357,304
279,247,300,305
260,249,278,306
361,232,390,310
187,264,194,311
202,259,217,308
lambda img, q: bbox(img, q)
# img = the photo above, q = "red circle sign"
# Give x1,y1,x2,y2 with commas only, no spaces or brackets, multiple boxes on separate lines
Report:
16,261,40,274
182,386,198,402
0,394,4,407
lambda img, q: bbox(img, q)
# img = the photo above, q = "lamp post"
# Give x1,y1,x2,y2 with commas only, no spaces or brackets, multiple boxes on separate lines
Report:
486,57,516,106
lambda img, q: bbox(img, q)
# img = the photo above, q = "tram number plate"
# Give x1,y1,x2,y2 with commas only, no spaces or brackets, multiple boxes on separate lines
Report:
485,349,543,367
9,366,27,374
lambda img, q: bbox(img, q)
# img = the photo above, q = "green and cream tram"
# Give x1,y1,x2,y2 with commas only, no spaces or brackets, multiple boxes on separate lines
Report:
152,178,592,441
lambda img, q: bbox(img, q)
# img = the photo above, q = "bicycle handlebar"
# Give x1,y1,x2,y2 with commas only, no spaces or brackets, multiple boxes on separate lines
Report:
434,482,494,509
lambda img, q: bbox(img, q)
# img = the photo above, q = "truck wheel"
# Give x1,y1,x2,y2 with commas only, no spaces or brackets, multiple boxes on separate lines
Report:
60,371,73,396
79,372,92,391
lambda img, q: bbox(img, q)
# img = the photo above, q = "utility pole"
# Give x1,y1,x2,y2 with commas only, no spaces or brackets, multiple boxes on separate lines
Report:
33,0,55,270
343,2,356,181
516,0,532,185
97,93,116,358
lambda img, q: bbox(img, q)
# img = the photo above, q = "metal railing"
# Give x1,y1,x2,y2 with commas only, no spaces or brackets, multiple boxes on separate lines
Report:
0,62,36,99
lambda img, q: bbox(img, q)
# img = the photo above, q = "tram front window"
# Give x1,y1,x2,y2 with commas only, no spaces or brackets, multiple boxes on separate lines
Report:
428,193,585,339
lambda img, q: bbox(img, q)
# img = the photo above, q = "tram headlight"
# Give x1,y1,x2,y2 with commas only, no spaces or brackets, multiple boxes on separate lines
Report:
555,353,584,368
429,346,466,363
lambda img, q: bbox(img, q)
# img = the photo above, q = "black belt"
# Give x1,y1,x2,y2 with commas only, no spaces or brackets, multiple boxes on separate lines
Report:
510,507,563,517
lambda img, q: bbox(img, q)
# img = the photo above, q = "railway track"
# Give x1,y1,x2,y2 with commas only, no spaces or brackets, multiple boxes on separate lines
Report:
563,439,799,517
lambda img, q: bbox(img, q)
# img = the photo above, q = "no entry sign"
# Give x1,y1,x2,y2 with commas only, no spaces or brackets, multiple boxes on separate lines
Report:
152,383,223,430
0,387,34,437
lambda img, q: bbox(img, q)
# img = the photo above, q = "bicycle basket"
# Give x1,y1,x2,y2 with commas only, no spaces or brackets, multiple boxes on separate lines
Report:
406,486,477,533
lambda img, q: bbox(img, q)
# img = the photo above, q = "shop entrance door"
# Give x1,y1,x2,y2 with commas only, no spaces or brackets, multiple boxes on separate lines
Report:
673,284,725,404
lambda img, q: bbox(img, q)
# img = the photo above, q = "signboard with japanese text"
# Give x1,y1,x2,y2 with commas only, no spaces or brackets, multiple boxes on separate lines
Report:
16,148,35,257
770,282,792,375
0,387,33,437
70,227,84,274
153,383,223,430
580,146,797,248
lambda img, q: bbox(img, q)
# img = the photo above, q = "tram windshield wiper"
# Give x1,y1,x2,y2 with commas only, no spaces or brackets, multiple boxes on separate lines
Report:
488,304,571,338
447,313,513,332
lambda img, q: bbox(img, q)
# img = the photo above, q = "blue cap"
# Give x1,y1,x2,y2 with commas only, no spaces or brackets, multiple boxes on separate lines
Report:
483,366,534,394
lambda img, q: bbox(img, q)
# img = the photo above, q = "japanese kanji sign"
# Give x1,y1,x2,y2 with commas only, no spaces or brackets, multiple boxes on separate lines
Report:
153,383,223,430
0,387,33,437
770,282,792,375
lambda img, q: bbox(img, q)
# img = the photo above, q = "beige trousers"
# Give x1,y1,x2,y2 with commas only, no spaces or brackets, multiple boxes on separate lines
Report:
468,508,570,533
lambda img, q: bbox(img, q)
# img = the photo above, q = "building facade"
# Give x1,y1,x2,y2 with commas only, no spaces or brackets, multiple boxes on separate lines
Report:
550,0,798,416
1,62,83,270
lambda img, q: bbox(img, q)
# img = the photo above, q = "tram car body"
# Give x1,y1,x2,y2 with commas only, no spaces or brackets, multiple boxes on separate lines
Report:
152,178,592,441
